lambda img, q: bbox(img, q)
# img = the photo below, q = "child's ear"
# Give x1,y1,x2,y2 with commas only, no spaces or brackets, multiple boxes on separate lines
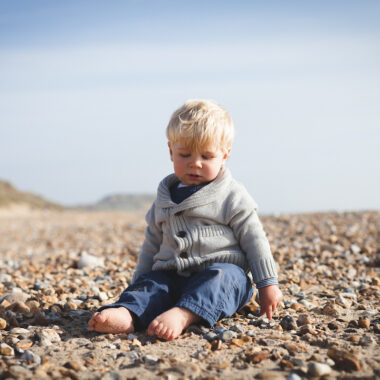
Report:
223,147,231,160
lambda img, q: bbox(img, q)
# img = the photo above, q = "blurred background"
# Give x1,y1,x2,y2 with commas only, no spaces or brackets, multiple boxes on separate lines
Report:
1,0,379,214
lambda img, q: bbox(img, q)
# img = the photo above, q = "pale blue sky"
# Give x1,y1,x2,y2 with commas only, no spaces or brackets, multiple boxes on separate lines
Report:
1,0,379,213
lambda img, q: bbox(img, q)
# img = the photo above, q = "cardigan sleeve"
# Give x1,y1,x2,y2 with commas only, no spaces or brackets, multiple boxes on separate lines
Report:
132,202,163,283
227,186,278,284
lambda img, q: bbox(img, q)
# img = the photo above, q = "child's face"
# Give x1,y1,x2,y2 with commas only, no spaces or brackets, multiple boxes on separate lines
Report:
168,142,230,185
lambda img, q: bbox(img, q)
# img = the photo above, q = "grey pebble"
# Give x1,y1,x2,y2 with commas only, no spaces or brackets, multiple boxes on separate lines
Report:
212,325,227,334
20,350,41,365
280,315,297,331
220,330,237,341
286,374,302,380
142,355,159,364
230,324,244,333
359,335,375,346
204,332,218,342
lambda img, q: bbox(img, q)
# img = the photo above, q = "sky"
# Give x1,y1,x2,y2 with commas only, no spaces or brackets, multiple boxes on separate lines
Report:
1,0,379,214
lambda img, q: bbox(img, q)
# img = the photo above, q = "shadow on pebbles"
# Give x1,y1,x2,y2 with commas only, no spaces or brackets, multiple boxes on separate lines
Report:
0,210,379,379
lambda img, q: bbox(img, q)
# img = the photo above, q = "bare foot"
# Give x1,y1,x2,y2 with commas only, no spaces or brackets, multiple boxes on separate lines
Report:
147,307,200,341
88,307,134,334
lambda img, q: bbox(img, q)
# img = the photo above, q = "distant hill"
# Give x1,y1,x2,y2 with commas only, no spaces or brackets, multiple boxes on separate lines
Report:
82,193,155,212
0,180,63,210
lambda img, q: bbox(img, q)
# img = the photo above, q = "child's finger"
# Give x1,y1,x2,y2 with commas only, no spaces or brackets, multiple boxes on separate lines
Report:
266,307,272,320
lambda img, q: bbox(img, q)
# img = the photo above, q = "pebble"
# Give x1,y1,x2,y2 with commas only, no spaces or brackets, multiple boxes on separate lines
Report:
297,314,312,326
0,343,14,356
280,315,297,331
77,251,104,269
20,350,41,365
359,335,375,346
37,329,62,346
220,330,237,341
308,362,332,377
0,290,29,304
142,355,159,364
230,324,244,333
286,374,302,380
327,347,361,371
0,318,7,329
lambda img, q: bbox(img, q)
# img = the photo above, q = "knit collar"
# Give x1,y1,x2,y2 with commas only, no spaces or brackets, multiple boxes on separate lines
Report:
156,168,232,211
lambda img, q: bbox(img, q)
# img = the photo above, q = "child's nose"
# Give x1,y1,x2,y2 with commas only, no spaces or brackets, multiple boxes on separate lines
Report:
190,159,202,168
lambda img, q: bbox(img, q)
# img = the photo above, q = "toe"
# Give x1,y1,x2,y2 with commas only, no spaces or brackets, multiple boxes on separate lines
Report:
147,319,158,336
155,322,165,337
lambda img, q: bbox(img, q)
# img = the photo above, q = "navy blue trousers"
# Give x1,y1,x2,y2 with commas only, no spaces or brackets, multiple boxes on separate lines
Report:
98,263,253,330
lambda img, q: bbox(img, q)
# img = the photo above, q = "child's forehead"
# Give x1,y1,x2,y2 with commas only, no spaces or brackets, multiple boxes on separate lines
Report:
175,141,220,153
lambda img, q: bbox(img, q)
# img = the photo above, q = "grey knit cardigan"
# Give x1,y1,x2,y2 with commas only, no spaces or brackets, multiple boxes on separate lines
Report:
132,168,278,284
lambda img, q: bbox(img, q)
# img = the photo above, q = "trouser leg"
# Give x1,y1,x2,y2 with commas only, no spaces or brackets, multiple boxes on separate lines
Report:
97,270,176,330
175,263,253,326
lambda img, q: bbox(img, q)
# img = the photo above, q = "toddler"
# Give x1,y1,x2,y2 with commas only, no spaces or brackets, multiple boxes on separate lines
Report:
89,99,282,340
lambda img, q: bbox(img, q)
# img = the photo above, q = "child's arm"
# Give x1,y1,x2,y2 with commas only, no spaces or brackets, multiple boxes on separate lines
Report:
132,203,162,283
258,284,283,320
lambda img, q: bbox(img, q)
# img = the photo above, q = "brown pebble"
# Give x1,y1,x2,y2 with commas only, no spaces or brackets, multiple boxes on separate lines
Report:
290,303,304,311
358,318,370,329
211,339,222,351
327,347,361,371
16,340,34,349
0,318,6,330
348,335,361,344
245,351,270,363
297,314,312,326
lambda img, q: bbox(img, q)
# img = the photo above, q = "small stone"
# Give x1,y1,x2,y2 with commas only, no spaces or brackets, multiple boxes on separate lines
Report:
37,329,61,346
297,314,312,326
327,347,361,371
280,315,297,331
322,303,340,316
286,374,302,380
9,327,31,335
220,330,237,341
327,320,340,330
7,301,31,315
358,317,370,328
20,350,41,364
77,251,104,269
308,362,332,377
359,335,375,346
348,335,361,344
0,343,14,356
142,355,159,364
1,290,29,304
256,371,285,379
245,351,270,363
127,333,139,341
64,361,86,371
230,324,244,333
299,324,317,335
211,339,223,351
204,332,218,342
16,340,34,349
0,318,7,330
290,303,304,311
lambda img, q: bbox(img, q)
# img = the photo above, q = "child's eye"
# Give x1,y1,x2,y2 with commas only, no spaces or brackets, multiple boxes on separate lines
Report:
180,154,191,158
202,155,213,160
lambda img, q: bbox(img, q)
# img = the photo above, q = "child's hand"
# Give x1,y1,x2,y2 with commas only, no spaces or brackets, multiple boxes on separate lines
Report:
258,284,283,320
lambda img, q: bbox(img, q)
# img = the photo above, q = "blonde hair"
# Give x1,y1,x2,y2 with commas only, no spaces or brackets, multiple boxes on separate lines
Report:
166,99,234,152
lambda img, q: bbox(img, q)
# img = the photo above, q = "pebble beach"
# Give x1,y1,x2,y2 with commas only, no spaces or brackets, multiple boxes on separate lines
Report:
0,209,379,379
